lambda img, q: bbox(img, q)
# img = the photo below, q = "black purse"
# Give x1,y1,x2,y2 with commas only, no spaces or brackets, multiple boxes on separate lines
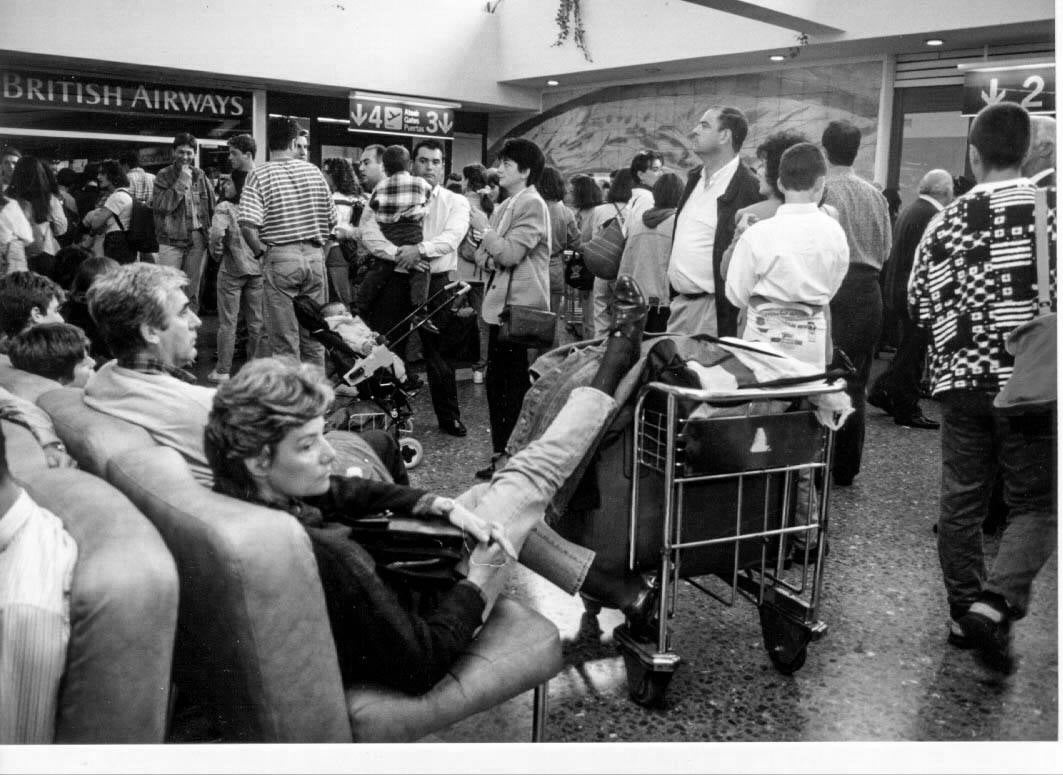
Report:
347,511,466,589
496,267,556,349
563,248,594,291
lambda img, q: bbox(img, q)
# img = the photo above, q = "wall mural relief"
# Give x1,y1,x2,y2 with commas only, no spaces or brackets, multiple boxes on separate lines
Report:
492,61,885,182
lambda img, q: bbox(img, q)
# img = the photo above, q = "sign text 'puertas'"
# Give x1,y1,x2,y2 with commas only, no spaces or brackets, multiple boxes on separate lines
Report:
348,94,454,139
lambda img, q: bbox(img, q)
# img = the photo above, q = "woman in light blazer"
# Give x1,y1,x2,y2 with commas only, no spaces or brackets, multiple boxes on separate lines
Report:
471,138,551,480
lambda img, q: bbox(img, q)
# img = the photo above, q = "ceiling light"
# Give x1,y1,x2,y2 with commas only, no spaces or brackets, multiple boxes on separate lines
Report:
770,55,786,62
546,80,559,86
925,38,944,46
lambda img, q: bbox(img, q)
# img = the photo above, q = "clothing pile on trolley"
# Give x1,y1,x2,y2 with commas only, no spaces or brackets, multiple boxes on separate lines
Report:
512,334,854,706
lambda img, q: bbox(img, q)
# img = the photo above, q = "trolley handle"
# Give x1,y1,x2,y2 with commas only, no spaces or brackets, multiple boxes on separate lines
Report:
639,380,846,404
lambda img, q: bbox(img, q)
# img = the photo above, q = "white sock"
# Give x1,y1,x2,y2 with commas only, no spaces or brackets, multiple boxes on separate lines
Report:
968,601,1005,623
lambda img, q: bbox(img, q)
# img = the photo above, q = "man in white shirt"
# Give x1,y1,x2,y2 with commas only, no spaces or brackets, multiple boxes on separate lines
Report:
360,139,471,437
666,106,762,337
0,423,78,742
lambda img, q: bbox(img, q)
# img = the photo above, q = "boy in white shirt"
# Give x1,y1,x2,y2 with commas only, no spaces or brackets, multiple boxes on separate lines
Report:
725,142,849,369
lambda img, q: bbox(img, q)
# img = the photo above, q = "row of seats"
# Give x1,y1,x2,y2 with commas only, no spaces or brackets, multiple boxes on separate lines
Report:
2,362,561,743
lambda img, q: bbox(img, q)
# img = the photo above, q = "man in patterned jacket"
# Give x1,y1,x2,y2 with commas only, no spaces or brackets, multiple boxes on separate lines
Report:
909,102,1056,674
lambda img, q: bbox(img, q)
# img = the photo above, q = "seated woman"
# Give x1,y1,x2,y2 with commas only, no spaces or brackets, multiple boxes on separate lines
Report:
204,276,653,695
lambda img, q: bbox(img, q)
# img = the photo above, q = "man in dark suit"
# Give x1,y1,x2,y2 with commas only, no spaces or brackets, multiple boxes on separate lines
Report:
869,168,953,428
666,106,762,337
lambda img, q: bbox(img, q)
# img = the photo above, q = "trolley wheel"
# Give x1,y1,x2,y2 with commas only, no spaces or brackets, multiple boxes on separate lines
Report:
758,603,812,676
400,437,424,469
621,649,673,708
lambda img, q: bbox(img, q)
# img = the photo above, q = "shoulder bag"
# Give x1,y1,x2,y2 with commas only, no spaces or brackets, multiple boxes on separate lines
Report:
102,189,137,263
994,186,1056,415
581,204,626,280
497,267,557,349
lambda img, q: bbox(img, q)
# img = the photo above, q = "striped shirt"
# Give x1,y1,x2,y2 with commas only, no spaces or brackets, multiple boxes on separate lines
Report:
239,158,336,245
909,179,1057,396
0,489,77,743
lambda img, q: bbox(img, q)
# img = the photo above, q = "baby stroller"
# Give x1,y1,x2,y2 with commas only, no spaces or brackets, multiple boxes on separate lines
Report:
293,280,470,469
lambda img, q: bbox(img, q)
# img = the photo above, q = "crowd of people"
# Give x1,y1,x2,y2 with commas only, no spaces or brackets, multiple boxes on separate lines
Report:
0,100,1055,741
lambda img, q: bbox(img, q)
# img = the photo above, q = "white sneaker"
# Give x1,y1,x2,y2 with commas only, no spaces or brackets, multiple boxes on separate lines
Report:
207,370,230,383
472,369,484,384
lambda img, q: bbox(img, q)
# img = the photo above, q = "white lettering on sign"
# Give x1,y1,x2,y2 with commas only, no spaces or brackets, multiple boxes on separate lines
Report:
1021,75,1046,110
348,95,456,138
981,77,1006,106
0,71,248,117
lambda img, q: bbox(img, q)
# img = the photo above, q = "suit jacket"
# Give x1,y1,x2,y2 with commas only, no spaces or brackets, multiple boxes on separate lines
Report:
882,196,939,315
478,185,551,326
674,161,763,336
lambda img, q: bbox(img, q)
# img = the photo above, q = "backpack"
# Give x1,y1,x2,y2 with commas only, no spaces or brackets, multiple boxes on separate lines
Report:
126,198,159,253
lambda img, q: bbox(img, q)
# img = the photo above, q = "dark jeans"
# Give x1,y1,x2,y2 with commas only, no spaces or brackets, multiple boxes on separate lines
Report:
829,265,882,484
354,259,429,320
486,324,531,455
870,311,928,418
366,269,461,427
937,390,1056,618
361,428,410,486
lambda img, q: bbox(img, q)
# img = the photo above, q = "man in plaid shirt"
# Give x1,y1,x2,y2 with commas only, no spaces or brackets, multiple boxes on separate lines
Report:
365,145,436,333
909,102,1057,675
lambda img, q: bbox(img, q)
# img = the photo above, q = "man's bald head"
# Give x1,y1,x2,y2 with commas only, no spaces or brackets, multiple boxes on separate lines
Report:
918,168,954,206
1022,115,1056,179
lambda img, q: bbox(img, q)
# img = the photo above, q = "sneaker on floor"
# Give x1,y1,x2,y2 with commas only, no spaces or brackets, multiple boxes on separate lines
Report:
206,369,230,383
947,618,975,649
958,605,1016,674
472,369,484,385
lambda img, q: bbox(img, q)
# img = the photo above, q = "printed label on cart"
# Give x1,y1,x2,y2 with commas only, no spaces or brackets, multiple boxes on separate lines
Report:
750,427,771,453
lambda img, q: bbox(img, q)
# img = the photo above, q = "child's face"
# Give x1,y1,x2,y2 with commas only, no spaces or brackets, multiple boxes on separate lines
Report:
69,352,95,388
322,305,352,319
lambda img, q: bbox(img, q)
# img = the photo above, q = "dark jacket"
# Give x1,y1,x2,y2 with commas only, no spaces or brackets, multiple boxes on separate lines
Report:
674,161,763,337
882,196,939,315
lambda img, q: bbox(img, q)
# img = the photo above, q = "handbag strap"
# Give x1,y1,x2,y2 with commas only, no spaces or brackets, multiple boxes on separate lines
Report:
1033,186,1051,312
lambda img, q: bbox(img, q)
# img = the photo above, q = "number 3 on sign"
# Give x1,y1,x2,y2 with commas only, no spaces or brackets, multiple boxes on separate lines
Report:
1021,75,1045,110
426,111,439,134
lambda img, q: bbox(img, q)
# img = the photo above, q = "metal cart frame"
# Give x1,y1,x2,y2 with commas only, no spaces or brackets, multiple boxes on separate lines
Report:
613,380,842,706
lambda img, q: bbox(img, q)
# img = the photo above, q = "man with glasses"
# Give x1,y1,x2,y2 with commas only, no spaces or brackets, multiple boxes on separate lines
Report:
666,106,762,337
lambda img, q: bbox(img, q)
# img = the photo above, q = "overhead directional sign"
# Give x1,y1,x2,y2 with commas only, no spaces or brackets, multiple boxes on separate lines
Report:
348,94,454,139
962,65,1055,116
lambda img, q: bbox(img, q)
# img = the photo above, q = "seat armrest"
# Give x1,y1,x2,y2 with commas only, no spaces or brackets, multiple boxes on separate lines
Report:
37,388,153,476
345,596,562,742
1,418,47,477
106,446,352,742
18,467,179,743
0,362,61,403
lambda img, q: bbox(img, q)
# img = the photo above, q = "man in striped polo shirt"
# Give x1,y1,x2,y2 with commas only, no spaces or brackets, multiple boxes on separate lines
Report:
240,117,336,368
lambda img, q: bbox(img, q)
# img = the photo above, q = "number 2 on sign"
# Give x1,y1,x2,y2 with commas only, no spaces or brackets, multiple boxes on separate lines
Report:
1021,75,1045,110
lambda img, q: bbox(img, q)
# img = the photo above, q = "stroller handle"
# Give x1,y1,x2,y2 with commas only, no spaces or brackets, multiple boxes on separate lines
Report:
446,281,472,297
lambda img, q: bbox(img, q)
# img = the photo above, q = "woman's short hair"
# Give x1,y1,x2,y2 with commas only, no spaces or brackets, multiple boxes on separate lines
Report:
629,150,663,181
86,263,188,360
99,159,130,190
607,169,635,204
204,358,334,501
497,138,546,187
8,322,89,383
462,163,489,190
756,130,810,199
536,166,567,202
322,157,362,196
651,172,684,210
0,271,64,338
569,174,603,210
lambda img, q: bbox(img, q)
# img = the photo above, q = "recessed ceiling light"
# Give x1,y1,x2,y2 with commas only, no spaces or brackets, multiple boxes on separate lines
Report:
925,38,944,46
770,55,786,62
546,80,559,86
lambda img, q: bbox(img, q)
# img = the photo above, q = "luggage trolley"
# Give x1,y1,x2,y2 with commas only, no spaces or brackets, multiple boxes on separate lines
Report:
613,379,842,706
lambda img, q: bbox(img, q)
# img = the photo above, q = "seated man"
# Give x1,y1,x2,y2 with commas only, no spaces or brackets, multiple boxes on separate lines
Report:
0,423,79,742
0,271,76,468
83,263,407,486
8,323,97,388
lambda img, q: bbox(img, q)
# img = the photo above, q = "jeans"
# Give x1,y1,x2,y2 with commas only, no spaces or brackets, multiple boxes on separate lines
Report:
367,270,461,426
486,324,531,454
829,265,882,483
158,230,209,312
215,270,264,374
591,277,614,338
455,386,610,595
938,390,1057,618
261,242,326,369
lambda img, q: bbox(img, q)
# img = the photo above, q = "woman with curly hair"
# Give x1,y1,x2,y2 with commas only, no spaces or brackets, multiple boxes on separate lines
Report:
321,157,364,304
7,156,68,276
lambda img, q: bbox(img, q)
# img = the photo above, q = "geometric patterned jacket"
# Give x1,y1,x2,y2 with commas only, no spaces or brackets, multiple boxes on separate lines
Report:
908,179,1056,396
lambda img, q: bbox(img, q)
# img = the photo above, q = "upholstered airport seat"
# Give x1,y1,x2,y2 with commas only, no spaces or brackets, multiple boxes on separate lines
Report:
1,418,179,743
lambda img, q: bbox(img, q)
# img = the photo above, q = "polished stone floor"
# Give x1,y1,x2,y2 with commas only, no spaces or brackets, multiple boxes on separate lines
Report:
190,310,1057,746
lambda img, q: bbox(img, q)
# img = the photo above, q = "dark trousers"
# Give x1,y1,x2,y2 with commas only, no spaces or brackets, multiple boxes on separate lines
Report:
360,428,410,486
325,244,353,305
938,391,1056,618
366,269,461,427
486,324,531,455
870,311,928,419
829,265,883,484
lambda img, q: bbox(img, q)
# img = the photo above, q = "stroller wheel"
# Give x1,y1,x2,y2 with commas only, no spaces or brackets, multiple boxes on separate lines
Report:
400,437,424,469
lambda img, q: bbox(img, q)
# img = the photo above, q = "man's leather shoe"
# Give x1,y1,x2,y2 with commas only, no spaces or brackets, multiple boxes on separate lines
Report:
895,412,939,430
609,275,649,343
439,418,468,437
